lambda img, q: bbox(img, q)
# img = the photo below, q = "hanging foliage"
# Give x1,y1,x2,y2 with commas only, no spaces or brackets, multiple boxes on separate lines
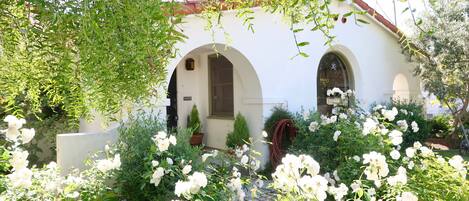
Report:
0,0,364,123
0,0,185,122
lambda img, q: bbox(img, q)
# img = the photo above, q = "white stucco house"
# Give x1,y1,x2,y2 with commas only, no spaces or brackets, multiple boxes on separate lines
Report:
59,0,424,170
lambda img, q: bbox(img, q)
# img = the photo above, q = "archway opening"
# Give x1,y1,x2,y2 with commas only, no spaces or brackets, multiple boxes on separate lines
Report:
317,53,354,114
392,74,410,101
166,43,263,151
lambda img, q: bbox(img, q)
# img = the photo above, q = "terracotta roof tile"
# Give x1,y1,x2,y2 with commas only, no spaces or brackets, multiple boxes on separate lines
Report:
178,0,403,37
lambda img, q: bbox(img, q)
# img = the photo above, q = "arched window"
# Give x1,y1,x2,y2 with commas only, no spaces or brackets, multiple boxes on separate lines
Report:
317,53,352,114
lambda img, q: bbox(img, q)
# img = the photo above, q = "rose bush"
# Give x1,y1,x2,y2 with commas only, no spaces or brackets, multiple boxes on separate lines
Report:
287,88,468,200
0,115,120,200
0,97,467,201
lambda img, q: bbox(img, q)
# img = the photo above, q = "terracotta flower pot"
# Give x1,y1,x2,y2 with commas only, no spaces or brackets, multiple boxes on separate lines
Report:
190,133,204,146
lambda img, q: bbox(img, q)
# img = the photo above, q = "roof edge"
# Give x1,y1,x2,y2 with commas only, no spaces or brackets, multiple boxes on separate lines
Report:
178,0,404,38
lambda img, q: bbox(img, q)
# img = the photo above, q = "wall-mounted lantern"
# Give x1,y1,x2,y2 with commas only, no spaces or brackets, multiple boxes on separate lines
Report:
185,58,195,71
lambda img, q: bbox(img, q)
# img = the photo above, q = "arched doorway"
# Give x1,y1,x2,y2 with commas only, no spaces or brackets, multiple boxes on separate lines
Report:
317,53,353,114
166,71,178,131
166,43,263,151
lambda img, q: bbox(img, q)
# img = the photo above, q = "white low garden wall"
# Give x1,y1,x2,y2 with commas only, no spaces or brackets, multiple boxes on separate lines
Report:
56,128,119,174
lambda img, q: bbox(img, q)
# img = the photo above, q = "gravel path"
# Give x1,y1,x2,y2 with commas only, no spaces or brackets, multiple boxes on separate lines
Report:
244,181,277,201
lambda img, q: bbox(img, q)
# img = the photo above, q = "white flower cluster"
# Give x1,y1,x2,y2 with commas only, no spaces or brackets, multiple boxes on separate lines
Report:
152,131,177,152
387,166,407,186
309,121,320,132
227,167,245,201
405,142,433,159
363,118,379,135
150,167,166,186
411,121,419,133
1,115,120,200
174,171,208,199
321,115,337,125
327,183,348,201
1,115,35,144
96,154,121,173
388,130,403,146
362,151,389,184
396,192,418,201
1,116,35,189
381,107,398,121
396,120,408,132
235,144,260,171
272,154,344,201
326,87,354,99
448,155,467,178
333,130,341,142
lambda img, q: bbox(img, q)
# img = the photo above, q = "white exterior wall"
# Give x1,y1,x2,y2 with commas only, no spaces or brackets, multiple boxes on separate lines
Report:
56,129,118,174
169,4,419,111
74,2,421,168
166,2,420,162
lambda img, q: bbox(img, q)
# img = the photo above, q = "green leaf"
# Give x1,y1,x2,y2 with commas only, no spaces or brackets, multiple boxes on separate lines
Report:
357,19,369,24
293,28,304,33
343,12,353,17
297,42,310,47
299,52,309,57
402,7,410,14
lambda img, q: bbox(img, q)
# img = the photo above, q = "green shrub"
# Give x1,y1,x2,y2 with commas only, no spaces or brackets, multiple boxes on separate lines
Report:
290,110,388,184
226,113,250,149
428,114,453,138
115,112,202,200
188,105,201,134
384,99,431,148
115,113,164,200
405,155,469,200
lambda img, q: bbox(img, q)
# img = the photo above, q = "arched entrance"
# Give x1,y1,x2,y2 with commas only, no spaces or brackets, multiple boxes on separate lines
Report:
317,53,353,114
166,71,178,131
166,43,263,150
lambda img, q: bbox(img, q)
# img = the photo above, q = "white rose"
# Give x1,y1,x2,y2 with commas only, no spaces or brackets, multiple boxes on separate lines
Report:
8,167,33,188
389,130,403,145
169,135,177,145
406,147,416,158
2,115,26,141
166,158,173,165
20,128,35,144
333,130,342,142
182,165,192,175
241,155,249,165
413,141,422,149
396,192,418,201
390,150,401,160
10,150,29,170
309,121,320,132
150,167,165,186
353,155,361,162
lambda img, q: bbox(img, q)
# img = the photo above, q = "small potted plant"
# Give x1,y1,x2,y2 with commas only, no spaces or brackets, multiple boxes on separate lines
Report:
188,105,204,146
226,113,250,149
